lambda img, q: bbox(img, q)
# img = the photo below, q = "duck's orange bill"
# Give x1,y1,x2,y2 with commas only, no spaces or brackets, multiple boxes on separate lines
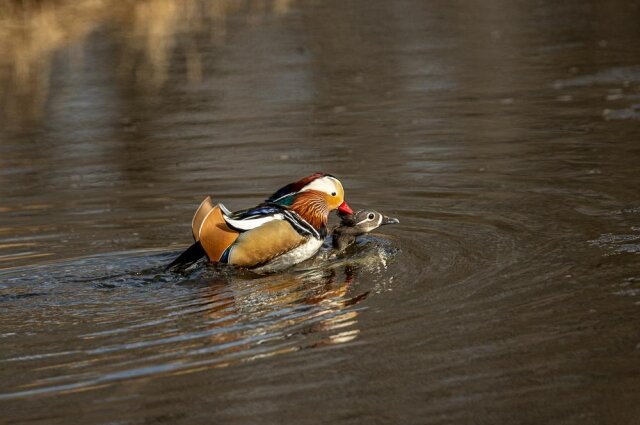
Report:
338,201,353,215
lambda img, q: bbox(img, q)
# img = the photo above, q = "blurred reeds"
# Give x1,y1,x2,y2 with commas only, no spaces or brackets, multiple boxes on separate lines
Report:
0,0,293,124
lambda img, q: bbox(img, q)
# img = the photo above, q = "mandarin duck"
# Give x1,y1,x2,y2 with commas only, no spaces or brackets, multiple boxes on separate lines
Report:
332,210,399,251
167,173,353,273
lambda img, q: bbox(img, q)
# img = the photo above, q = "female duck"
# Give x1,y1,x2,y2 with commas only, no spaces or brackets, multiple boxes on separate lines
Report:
332,209,399,251
168,173,352,273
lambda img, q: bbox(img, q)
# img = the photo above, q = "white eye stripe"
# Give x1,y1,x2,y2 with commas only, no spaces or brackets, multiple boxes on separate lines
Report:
354,214,377,226
301,176,339,195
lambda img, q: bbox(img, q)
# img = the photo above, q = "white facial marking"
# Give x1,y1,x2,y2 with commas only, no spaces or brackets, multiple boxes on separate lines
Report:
300,176,339,196
355,212,374,227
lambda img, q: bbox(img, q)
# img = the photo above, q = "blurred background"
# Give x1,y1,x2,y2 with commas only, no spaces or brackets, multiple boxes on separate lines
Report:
1,0,640,424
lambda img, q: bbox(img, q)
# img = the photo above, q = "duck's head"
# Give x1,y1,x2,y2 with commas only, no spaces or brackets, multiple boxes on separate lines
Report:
332,209,399,251
267,173,353,215
337,210,399,233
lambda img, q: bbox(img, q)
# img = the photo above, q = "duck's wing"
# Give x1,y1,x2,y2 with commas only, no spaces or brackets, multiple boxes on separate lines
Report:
169,199,322,270
197,204,242,262
198,203,296,263
190,198,281,240
225,204,321,239
192,196,215,241
223,205,285,231
227,219,308,268
167,199,238,270
221,204,323,268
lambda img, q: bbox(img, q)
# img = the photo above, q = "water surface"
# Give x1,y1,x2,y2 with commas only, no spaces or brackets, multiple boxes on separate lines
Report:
1,0,640,423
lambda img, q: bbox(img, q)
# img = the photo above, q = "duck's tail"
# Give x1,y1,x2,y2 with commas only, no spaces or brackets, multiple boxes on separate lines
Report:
165,241,206,272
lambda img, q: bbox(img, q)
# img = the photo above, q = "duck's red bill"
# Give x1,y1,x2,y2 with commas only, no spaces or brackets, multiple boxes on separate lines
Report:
338,201,353,215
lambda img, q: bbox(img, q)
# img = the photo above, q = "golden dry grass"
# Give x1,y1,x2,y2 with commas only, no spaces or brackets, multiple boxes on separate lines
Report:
0,0,293,123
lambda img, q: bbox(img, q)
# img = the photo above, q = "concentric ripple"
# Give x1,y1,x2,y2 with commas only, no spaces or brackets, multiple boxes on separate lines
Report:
0,239,399,400
2,0,640,423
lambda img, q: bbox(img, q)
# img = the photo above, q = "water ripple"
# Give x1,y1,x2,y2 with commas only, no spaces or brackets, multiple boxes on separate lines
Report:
0,239,397,400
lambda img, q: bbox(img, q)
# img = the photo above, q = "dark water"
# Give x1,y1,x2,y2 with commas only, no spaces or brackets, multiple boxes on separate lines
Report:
2,0,640,423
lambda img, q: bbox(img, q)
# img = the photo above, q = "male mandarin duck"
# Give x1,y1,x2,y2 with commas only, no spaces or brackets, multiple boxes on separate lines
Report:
167,173,353,273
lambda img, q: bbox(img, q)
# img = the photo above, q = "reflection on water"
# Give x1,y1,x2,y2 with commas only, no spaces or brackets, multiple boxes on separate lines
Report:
0,240,395,401
2,0,640,423
0,0,293,124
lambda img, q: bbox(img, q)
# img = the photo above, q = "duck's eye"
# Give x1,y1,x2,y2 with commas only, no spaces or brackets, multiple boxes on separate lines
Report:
331,192,337,196
368,213,375,220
